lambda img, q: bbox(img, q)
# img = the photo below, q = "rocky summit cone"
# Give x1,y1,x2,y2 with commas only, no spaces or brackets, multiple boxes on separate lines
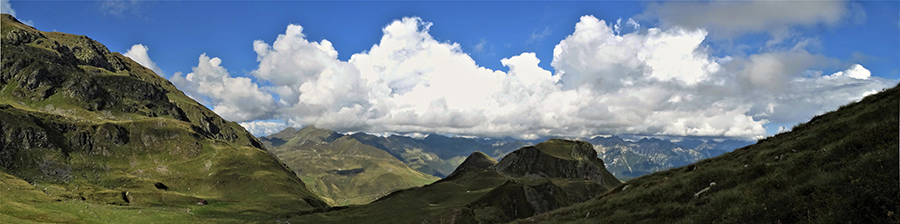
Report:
492,139,621,188
0,14,326,223
445,151,499,179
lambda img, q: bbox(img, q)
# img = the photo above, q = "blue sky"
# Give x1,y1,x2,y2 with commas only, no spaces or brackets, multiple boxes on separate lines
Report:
4,0,899,140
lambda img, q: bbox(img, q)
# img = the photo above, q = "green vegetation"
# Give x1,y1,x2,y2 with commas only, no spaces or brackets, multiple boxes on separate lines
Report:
261,126,440,206
289,139,621,223
518,84,900,223
0,14,325,223
4,12,897,223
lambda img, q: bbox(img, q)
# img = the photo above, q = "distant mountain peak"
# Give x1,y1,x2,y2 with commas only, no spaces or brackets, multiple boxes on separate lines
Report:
446,151,498,179
491,139,620,187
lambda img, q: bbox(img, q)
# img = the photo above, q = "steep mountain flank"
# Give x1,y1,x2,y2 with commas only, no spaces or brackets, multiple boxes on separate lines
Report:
519,84,900,223
290,139,621,223
0,14,325,223
260,126,440,206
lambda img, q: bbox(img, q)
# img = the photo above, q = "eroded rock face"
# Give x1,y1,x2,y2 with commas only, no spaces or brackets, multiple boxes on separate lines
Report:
492,140,612,184
4,28,43,45
0,121,56,170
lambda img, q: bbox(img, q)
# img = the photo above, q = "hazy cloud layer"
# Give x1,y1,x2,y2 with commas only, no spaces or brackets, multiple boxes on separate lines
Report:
1,0,15,17
100,0,139,16
641,0,854,39
239,120,288,137
163,16,893,139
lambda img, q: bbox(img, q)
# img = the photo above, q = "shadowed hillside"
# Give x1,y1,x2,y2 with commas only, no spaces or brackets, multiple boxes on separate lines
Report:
0,14,326,223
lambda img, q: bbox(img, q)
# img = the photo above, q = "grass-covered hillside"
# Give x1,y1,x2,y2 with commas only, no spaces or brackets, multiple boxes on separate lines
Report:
0,14,326,223
290,139,622,223
260,126,440,206
518,83,900,223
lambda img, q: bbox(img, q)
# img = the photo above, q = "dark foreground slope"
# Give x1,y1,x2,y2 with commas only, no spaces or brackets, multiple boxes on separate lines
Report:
291,139,622,223
261,126,439,206
0,14,326,223
519,84,900,223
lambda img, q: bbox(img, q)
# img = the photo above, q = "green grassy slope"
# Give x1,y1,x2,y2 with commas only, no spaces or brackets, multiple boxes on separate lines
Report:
0,14,326,223
518,84,900,223
261,126,440,206
290,139,622,223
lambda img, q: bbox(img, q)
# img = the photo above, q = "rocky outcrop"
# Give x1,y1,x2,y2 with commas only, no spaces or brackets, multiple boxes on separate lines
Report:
492,139,618,187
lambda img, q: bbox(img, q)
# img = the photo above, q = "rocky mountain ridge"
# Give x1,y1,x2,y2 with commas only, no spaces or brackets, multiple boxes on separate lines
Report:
0,14,326,222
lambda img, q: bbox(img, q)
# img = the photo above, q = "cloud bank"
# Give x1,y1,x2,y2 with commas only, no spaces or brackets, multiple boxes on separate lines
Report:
163,15,892,139
641,0,857,39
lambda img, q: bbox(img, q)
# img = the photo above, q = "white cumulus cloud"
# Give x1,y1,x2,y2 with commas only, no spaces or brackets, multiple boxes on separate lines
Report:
123,44,164,76
170,54,276,122
828,64,870,80
168,16,895,139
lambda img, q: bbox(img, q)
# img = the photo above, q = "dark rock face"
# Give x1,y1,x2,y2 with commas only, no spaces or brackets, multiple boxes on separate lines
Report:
446,140,619,222
0,114,58,171
154,182,169,190
4,28,43,45
468,180,566,221
492,141,611,183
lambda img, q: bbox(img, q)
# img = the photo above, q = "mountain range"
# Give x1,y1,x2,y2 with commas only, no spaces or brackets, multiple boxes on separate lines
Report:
588,136,752,179
348,131,534,178
288,139,622,223
1,13,897,223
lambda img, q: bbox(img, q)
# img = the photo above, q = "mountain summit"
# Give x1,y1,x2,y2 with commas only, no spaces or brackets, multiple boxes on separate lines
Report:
493,139,620,187
0,14,325,222
289,139,622,223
